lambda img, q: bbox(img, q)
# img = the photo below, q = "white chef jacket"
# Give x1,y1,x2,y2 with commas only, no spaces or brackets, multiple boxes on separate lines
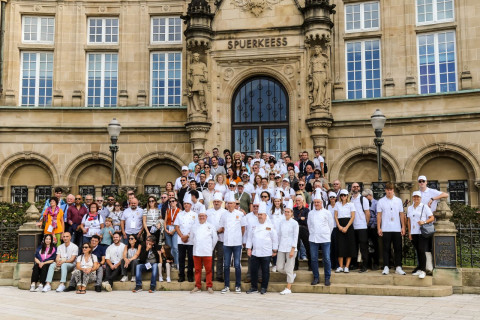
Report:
377,196,404,232
270,208,285,232
246,220,278,257
174,210,198,245
351,194,370,230
191,221,218,256
220,209,246,247
206,207,227,242
278,218,299,252
105,242,126,264
307,208,334,243
407,203,433,235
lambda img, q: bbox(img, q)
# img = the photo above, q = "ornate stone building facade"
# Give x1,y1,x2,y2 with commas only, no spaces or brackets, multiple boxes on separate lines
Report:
0,0,479,206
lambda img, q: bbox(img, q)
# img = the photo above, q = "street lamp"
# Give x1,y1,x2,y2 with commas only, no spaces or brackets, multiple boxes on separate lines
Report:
107,118,122,186
371,109,386,182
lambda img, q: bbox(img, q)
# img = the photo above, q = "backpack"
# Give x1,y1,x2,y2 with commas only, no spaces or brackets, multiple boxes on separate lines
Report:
323,162,328,174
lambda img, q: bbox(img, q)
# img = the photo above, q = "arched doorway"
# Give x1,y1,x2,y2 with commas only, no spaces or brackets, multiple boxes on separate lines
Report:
231,76,289,158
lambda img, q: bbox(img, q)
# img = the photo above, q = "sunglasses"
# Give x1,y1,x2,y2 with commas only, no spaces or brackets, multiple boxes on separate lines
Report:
169,200,177,203
261,196,268,198
340,194,347,197
129,238,135,240
299,184,305,186
329,196,336,199
82,246,89,249
75,198,82,200
114,204,121,207
149,200,156,203
418,180,426,183
96,200,104,202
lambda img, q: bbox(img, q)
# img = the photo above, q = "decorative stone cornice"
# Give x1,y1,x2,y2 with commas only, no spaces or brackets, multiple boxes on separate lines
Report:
395,182,413,191
306,117,333,129
185,122,212,132
304,0,336,13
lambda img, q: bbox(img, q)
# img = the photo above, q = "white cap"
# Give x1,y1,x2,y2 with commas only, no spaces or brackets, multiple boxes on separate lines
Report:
313,188,323,201
275,174,282,179
183,193,193,205
182,166,189,171
340,189,349,196
418,175,427,181
198,205,207,214
328,191,337,198
285,199,293,211
274,190,282,200
255,149,261,153
412,191,422,197
252,195,260,205
283,178,289,182
224,191,236,203
229,181,236,186
213,192,223,202
258,202,267,214
242,172,250,176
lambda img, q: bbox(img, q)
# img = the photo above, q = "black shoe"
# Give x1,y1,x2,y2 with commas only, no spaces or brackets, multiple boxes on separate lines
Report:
132,286,142,293
294,267,299,271
95,285,101,292
244,279,251,283
246,288,258,294
359,267,368,273
349,265,358,271
311,278,320,285
178,277,185,283
258,278,262,283
325,279,331,286
372,264,379,271
260,288,267,295
216,277,224,282
308,266,312,271
411,267,419,274
64,286,75,292
187,277,194,283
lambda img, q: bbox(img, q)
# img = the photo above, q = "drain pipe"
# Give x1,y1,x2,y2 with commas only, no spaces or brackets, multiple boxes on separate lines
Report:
0,0,6,94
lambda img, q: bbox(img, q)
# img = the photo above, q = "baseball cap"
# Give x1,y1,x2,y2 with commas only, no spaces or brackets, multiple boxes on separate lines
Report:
418,175,427,181
412,191,422,197
182,166,189,171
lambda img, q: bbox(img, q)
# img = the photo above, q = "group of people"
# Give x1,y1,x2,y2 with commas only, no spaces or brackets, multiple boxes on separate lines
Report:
29,147,448,295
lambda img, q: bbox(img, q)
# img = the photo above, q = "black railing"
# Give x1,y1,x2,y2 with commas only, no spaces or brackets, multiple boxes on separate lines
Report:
457,222,480,268
0,222,21,262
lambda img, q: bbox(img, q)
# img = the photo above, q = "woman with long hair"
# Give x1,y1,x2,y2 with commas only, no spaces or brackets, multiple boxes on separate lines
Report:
80,202,104,245
214,173,227,196
71,242,100,294
110,201,123,232
203,164,213,181
143,195,162,241
277,200,299,295
165,181,174,194
164,198,181,269
270,191,285,273
327,191,339,270
30,234,57,292
226,167,241,185
224,154,233,171
334,189,356,273
120,234,142,282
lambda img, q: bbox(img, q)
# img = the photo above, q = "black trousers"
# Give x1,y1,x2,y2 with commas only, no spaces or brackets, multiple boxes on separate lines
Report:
411,234,428,271
178,244,194,279
354,229,369,267
211,241,224,279
295,227,311,269
382,232,402,267
251,255,271,290
367,227,379,266
106,264,123,287
31,263,50,285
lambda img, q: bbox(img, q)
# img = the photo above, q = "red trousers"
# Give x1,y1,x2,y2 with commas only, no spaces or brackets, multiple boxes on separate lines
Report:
193,256,213,288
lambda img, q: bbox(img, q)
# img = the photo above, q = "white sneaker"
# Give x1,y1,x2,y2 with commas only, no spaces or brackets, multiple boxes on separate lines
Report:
30,284,36,292
102,281,112,292
412,271,421,276
131,276,135,282
56,284,66,292
221,287,230,294
272,266,277,272
335,267,343,273
42,284,51,293
166,277,171,283
120,276,128,282
419,271,426,279
35,284,43,292
159,276,164,282
395,267,406,275
269,262,272,267
293,273,297,281
235,287,241,294
382,266,389,275
280,288,291,295
344,267,349,273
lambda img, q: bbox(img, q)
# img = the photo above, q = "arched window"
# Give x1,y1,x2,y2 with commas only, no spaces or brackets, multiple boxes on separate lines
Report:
231,76,289,159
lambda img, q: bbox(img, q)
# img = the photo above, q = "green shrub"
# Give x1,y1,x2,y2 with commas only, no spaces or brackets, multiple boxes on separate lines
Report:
450,202,480,226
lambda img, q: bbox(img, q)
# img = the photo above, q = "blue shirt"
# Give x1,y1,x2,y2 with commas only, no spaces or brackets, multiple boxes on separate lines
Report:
368,198,378,228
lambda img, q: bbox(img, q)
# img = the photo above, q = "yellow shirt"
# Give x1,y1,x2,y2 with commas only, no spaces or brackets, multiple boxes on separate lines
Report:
44,208,64,234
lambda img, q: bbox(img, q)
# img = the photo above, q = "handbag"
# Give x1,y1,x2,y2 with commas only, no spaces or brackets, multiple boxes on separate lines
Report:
419,205,435,238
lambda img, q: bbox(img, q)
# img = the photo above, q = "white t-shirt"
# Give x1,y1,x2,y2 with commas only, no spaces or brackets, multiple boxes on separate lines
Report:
81,215,104,237
243,182,255,196
220,209,246,247
105,242,126,264
313,156,325,171
419,187,443,212
351,194,370,230
57,243,79,261
174,210,198,245
121,207,144,234
327,204,337,228
377,196,404,232
77,254,98,269
407,203,433,235
334,202,356,219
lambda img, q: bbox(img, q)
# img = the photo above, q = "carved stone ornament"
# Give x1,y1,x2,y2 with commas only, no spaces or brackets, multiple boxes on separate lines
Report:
231,0,284,17
187,52,208,116
308,45,331,111
223,67,235,81
437,143,446,152
395,182,413,191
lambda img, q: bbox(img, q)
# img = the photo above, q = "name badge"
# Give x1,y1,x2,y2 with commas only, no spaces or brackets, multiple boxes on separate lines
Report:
130,221,136,229
236,216,239,219
47,225,54,233
145,262,152,270
266,227,271,231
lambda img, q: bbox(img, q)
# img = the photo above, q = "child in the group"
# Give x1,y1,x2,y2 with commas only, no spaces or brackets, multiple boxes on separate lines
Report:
100,217,115,245
159,245,174,283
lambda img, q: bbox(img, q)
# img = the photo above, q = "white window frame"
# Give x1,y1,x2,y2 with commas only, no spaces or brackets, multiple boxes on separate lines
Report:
21,16,55,44
416,0,455,26
150,52,182,107
87,17,119,44
345,1,380,33
345,39,382,99
150,16,182,44
85,53,118,107
416,31,457,94
19,51,54,106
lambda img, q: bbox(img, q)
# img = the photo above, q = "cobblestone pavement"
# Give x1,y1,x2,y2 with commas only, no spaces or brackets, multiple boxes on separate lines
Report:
1,286,479,319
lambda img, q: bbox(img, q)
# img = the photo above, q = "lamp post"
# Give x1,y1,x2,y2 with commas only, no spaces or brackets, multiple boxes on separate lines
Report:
107,118,122,186
370,109,386,182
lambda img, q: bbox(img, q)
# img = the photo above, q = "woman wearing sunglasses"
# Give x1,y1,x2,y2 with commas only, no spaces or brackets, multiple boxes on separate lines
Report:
120,235,141,282
143,195,162,241
165,198,180,269
110,202,123,232
71,242,99,294
334,189,356,273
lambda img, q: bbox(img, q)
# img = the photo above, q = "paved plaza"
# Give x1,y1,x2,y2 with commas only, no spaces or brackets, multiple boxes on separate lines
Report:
0,286,479,320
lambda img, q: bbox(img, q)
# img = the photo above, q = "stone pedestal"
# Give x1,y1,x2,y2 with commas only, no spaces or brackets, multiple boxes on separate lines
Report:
433,198,458,269
17,204,43,263
185,122,212,156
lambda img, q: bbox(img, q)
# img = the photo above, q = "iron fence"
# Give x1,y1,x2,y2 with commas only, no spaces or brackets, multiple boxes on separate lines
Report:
0,222,21,262
457,222,480,268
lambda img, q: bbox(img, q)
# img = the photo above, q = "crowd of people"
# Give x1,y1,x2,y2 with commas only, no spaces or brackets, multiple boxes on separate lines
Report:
30,148,448,295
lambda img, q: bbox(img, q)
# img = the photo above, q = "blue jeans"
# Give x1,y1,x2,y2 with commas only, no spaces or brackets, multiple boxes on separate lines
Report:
223,245,242,288
136,263,158,289
164,231,179,267
310,241,331,281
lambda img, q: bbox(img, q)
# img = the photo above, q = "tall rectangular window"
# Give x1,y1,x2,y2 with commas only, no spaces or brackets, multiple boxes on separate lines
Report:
35,186,52,202
151,52,182,106
22,16,55,44
20,52,53,106
88,18,119,44
345,2,380,32
346,39,381,99
417,31,456,94
86,53,118,107
151,17,182,43
417,0,454,25
79,186,95,198
448,180,467,204
11,186,28,203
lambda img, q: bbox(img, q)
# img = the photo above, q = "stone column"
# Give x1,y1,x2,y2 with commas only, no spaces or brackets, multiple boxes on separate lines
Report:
17,204,43,263
395,182,413,207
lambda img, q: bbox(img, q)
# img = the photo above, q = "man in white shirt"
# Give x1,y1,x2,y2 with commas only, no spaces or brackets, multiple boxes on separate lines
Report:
206,192,227,282
350,182,370,273
246,202,278,295
307,189,334,286
313,149,325,177
202,179,217,209
121,198,143,244
377,182,407,275
44,232,78,292
218,191,246,294
174,193,198,282
189,190,204,213
190,206,218,294
174,166,190,191
252,149,266,169
103,232,126,292
241,172,255,197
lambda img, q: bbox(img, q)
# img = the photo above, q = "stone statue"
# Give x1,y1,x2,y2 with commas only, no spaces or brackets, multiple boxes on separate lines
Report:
308,45,331,109
187,52,208,114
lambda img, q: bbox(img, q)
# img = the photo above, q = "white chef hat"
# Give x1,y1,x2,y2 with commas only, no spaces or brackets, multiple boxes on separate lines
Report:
183,193,193,205
213,192,223,201
313,188,323,201
253,195,260,205
285,199,293,211
274,189,283,200
224,191,236,203
258,201,267,214
198,204,206,215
